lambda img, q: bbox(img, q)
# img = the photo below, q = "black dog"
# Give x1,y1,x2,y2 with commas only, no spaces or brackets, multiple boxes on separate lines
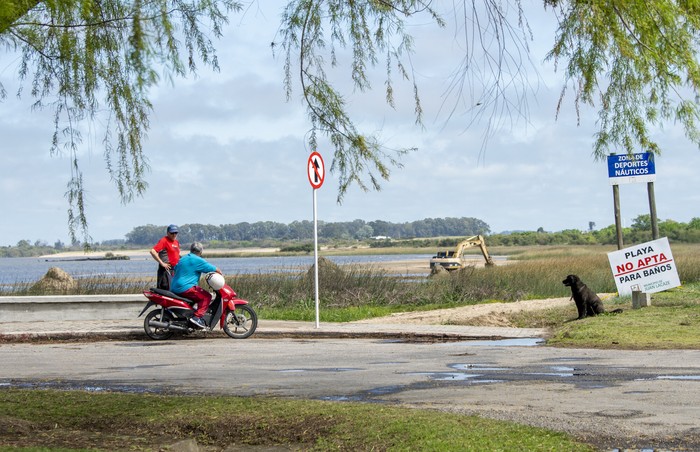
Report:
562,274,622,319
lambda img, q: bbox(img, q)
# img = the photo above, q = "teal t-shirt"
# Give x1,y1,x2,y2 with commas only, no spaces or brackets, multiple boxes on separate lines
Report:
170,253,217,294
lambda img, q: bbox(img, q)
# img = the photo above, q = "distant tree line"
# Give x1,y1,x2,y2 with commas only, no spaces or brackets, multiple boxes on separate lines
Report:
485,215,700,247
4,215,700,258
124,217,492,246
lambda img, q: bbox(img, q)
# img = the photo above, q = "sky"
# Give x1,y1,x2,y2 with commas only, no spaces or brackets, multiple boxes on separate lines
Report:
1,1,699,247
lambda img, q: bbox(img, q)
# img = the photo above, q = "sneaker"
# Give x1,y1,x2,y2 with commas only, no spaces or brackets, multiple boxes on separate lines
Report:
189,316,206,329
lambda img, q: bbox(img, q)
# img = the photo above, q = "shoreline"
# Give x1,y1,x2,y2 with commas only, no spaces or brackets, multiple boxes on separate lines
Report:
39,247,281,259
34,249,503,277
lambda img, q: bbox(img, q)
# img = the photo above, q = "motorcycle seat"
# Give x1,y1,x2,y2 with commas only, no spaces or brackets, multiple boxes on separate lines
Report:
149,288,195,304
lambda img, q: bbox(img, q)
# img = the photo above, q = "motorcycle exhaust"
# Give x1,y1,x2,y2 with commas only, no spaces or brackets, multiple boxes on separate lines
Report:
148,320,189,332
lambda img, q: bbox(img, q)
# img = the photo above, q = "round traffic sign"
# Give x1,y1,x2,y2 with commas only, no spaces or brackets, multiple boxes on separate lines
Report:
307,151,325,189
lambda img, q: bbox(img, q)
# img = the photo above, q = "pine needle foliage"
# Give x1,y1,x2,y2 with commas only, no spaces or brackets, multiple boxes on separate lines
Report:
547,0,700,158
0,0,241,243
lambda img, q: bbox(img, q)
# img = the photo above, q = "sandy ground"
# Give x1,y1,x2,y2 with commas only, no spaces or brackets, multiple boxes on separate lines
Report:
354,296,578,327
366,256,506,274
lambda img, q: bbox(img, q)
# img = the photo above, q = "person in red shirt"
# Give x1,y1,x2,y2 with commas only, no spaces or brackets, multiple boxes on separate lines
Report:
149,224,181,290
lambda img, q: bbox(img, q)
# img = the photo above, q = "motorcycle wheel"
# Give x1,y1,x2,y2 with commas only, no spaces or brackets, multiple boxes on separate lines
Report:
144,309,174,340
223,305,258,339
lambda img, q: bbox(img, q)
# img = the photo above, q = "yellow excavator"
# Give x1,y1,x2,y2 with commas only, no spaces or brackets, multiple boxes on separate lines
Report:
429,235,495,271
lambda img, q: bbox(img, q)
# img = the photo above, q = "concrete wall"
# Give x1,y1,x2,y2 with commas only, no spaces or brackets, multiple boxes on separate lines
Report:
0,294,146,322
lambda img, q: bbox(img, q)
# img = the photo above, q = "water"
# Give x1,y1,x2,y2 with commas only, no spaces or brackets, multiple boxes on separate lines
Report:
442,338,544,347
0,253,434,285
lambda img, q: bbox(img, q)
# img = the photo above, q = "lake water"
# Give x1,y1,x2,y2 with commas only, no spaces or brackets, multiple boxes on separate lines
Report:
0,254,434,286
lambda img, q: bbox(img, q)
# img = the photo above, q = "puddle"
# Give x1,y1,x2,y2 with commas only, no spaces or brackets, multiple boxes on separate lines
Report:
611,449,656,452
450,364,509,371
528,366,575,377
425,373,504,384
655,375,700,381
0,380,164,394
408,372,483,381
275,368,361,373
443,338,544,347
320,395,365,402
321,385,412,402
105,364,173,371
367,385,406,396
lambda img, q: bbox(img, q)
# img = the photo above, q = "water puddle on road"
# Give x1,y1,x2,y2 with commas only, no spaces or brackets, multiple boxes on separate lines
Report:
441,338,544,347
406,371,505,383
654,375,700,381
275,368,361,373
0,379,163,394
527,366,576,377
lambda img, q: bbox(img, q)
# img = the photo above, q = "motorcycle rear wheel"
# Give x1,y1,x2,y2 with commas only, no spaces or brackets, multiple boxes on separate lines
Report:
144,309,174,340
223,305,257,339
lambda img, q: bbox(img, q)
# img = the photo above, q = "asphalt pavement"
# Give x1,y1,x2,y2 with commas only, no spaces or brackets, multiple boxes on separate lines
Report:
0,317,549,342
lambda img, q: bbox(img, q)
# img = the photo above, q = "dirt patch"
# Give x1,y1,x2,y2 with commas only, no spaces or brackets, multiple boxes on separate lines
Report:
363,256,510,276
352,296,601,327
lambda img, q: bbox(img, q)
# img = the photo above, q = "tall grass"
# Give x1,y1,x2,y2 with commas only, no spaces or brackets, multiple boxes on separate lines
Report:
226,259,425,320
6,245,700,322
238,246,700,321
1,275,152,296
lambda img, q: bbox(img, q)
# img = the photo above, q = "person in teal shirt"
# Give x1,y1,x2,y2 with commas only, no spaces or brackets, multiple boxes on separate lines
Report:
170,242,222,329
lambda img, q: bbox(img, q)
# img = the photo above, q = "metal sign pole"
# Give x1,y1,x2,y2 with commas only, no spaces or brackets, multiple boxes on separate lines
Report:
307,151,325,329
313,188,320,328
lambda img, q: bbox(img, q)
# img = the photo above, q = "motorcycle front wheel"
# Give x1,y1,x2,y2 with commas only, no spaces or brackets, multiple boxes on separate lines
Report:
223,305,258,339
144,309,174,340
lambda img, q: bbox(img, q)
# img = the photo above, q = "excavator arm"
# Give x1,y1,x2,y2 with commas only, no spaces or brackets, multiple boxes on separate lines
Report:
430,235,494,271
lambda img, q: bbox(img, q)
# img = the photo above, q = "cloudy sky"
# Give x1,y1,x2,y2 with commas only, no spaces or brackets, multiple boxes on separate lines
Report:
1,0,698,247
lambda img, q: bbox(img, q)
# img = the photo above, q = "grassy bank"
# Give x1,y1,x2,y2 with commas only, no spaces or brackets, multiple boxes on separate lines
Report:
0,389,593,451
6,244,700,348
237,244,699,313
231,245,700,349
542,282,700,348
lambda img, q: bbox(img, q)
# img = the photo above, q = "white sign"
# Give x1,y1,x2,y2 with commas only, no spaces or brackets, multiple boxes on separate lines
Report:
607,152,656,185
607,237,680,296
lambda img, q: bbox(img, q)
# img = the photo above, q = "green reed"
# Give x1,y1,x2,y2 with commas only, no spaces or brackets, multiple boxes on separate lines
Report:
1,275,152,296
6,245,700,323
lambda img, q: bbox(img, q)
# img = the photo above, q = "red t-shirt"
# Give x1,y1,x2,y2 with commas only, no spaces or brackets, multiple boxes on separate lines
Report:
153,236,180,266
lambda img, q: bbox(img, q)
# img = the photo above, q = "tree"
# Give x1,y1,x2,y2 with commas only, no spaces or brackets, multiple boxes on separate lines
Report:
1,0,241,242
546,0,700,159
4,1,700,244
631,214,652,231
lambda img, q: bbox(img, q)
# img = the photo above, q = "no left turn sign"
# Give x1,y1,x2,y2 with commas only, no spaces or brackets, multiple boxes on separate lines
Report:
307,151,325,189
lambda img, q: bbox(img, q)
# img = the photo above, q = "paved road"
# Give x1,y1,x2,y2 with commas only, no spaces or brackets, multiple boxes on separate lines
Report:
2,336,699,450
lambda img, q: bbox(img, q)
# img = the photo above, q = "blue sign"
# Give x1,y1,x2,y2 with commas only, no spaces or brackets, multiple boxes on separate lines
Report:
607,152,656,185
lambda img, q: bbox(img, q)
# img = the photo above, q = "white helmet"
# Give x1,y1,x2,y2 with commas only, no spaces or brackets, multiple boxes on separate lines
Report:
205,272,225,291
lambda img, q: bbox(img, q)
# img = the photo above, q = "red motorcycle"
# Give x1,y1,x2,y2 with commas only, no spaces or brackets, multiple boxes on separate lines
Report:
138,274,257,340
